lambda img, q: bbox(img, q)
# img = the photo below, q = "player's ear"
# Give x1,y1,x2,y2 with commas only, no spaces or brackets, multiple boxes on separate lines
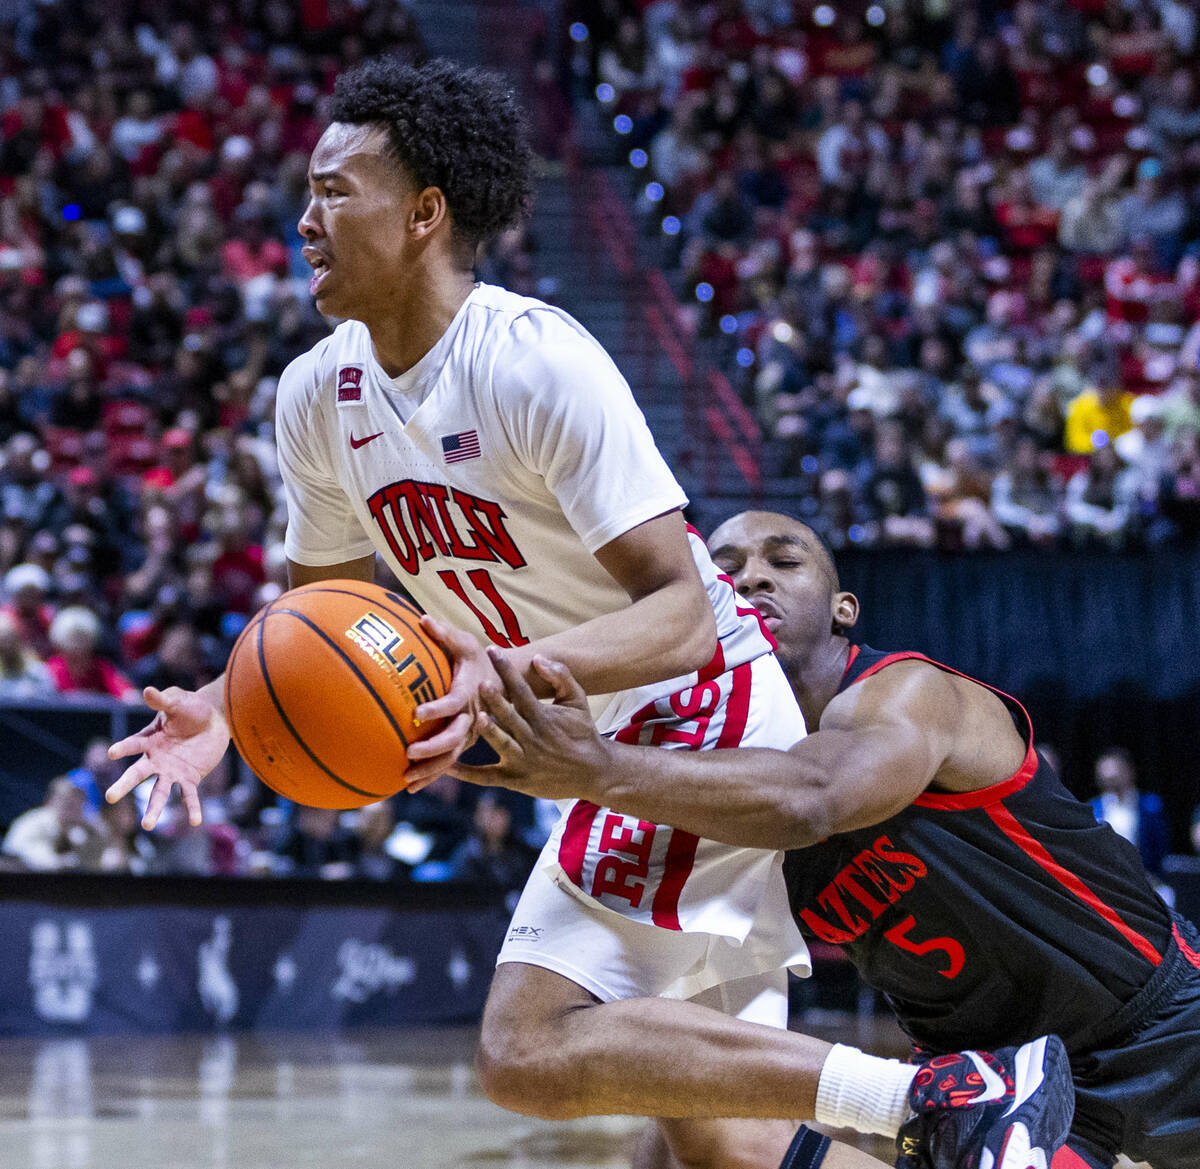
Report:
832,591,859,632
409,185,449,239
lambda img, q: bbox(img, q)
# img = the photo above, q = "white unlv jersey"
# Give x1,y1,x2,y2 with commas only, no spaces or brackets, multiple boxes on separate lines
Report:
277,282,774,730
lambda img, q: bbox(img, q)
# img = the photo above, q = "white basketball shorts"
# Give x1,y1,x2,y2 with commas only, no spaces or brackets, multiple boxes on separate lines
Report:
497,651,811,1011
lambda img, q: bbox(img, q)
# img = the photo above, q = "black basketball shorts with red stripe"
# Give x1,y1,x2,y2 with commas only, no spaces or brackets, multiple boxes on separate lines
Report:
1057,913,1200,1168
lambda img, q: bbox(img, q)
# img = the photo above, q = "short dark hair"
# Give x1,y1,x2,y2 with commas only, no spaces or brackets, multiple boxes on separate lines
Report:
328,56,535,248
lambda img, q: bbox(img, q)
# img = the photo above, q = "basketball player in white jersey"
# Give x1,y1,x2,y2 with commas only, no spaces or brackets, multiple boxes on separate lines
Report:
106,58,1068,1169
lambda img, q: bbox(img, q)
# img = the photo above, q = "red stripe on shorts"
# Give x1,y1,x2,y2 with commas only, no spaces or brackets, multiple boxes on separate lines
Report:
559,800,601,885
1174,922,1200,969
1050,1148,1095,1169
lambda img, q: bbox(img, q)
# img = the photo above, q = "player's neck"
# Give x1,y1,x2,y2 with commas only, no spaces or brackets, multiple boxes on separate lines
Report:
787,636,852,731
367,268,475,378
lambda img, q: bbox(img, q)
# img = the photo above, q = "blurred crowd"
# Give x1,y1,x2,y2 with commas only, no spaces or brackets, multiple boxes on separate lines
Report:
0,734,546,900
579,0,1200,549
0,0,541,881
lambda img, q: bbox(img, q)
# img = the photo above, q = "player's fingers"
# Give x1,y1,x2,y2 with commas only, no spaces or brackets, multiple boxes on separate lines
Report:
415,689,469,723
141,779,174,831
406,711,472,762
487,650,544,723
478,681,534,743
419,614,479,658
532,655,589,710
404,747,462,790
475,708,523,760
448,762,513,788
108,713,162,759
180,783,203,828
105,756,157,803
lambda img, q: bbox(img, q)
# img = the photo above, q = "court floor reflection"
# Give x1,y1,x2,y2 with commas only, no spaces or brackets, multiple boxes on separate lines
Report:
0,1024,897,1168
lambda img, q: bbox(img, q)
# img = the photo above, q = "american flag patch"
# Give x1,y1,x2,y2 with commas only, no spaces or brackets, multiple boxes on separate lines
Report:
441,429,481,463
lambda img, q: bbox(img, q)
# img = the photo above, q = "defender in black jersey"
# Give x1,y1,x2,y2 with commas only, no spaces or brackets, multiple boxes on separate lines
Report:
462,510,1200,1169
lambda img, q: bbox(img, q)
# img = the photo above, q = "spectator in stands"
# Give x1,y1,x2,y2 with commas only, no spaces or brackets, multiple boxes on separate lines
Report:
1090,747,1170,877
1058,174,1125,256
1160,427,1200,540
1,776,106,871
95,792,159,874
1119,159,1187,266
1028,134,1086,212
1,562,54,658
351,800,401,882
1,433,65,533
44,606,138,700
448,792,539,901
271,805,358,880
394,773,476,869
862,421,934,547
925,437,1011,551
0,610,52,697
1065,445,1136,548
991,435,1065,547
1160,368,1200,438
1063,377,1135,454
129,620,212,693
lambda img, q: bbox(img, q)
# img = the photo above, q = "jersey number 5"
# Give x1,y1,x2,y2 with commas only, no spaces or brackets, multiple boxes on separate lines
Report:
437,568,530,648
884,915,965,979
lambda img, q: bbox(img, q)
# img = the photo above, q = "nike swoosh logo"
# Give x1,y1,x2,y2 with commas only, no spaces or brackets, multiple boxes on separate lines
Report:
349,432,384,449
964,1050,1009,1106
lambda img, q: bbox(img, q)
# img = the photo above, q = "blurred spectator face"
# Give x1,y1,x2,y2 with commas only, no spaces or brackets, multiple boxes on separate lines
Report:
158,624,202,675
5,433,42,482
297,806,339,839
1096,750,1136,797
100,794,138,841
357,801,394,851
475,795,512,847
0,612,26,667
49,780,88,829
6,566,50,616
875,424,909,467
49,607,101,671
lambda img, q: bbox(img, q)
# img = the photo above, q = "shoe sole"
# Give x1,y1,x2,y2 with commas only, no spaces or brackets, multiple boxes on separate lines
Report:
981,1037,1074,1169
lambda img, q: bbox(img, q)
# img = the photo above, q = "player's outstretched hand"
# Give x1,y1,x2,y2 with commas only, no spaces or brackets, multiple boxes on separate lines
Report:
451,652,611,803
105,685,231,830
407,615,500,787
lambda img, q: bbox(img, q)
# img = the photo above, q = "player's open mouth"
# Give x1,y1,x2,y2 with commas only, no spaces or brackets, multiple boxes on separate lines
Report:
303,247,332,295
309,260,331,296
751,597,782,629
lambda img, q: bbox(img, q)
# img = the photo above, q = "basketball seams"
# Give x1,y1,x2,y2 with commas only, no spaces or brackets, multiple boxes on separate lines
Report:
254,603,393,802
289,585,452,694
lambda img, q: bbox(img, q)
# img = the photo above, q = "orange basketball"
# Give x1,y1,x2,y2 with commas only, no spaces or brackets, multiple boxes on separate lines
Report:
224,581,451,809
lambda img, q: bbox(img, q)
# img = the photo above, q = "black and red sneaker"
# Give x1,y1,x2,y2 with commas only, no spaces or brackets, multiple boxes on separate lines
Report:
895,1035,1074,1169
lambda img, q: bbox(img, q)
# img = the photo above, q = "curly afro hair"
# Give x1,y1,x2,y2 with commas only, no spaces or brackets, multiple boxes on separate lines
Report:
328,56,534,248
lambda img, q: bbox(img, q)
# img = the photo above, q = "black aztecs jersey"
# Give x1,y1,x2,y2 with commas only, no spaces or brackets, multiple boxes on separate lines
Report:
782,646,1174,1055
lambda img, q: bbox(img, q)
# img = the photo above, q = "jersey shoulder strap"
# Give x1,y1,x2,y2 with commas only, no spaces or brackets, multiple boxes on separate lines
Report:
837,645,1041,809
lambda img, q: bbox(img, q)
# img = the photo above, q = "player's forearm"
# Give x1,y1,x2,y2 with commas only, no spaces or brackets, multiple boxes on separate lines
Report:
597,742,835,851
501,578,717,697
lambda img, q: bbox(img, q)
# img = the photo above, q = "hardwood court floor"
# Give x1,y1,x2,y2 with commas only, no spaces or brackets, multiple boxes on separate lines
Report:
0,1019,901,1168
